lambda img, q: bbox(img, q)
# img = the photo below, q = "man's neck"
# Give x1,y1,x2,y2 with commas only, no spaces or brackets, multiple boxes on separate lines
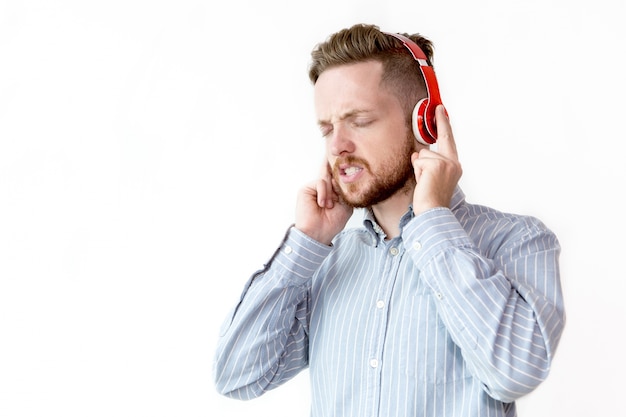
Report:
370,185,414,240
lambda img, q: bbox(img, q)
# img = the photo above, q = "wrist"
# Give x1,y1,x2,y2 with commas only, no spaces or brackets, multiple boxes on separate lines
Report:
294,224,333,246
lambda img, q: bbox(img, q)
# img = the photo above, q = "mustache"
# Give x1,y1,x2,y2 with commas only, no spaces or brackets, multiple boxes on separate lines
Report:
332,156,371,173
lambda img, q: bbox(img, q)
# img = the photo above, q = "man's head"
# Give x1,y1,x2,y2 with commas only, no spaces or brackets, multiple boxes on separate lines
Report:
310,24,436,209
309,23,435,131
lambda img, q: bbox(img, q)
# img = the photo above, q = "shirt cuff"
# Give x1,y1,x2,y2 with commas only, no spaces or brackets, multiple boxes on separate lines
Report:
272,226,333,286
403,207,474,268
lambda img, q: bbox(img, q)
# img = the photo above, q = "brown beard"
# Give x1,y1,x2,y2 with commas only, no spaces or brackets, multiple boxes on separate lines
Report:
332,134,416,208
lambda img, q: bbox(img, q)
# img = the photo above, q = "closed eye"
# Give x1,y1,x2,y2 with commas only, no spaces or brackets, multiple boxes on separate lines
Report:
352,118,373,128
319,123,332,138
317,111,375,137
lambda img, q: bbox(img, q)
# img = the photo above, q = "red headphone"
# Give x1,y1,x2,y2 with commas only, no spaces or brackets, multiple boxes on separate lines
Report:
384,32,443,145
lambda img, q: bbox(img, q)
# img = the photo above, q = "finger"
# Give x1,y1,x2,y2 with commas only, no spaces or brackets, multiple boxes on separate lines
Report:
331,177,347,205
314,177,330,208
411,151,423,184
434,105,459,161
322,162,337,208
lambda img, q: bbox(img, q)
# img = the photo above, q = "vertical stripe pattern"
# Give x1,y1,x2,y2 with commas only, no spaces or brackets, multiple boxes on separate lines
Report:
214,187,565,417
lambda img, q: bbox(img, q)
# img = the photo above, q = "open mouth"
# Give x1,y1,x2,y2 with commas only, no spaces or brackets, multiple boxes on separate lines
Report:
339,165,364,183
343,166,363,177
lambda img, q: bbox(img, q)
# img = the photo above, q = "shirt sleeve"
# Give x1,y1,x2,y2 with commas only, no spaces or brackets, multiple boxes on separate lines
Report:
213,226,332,400
403,207,566,403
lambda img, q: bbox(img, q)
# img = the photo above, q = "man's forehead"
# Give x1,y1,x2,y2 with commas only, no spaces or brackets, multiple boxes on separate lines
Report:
313,62,389,123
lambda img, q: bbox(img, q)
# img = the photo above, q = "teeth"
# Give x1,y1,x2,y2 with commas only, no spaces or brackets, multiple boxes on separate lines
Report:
344,167,362,176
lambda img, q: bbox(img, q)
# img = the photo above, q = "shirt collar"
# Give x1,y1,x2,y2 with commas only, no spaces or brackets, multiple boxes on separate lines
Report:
362,186,465,243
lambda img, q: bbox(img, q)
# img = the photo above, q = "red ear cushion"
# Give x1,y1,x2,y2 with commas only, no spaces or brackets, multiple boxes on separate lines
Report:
412,99,436,145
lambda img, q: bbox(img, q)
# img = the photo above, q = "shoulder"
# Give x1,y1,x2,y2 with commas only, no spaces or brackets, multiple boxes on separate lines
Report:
332,226,375,247
454,200,559,256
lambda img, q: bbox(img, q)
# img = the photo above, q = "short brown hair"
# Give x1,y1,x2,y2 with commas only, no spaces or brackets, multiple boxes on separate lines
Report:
308,23,435,124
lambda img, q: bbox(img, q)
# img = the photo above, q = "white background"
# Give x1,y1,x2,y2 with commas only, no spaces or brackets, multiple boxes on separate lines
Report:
1,0,624,416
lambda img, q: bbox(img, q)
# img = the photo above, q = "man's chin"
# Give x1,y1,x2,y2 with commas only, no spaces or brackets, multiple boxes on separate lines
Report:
336,189,362,209
338,189,372,209
340,181,413,209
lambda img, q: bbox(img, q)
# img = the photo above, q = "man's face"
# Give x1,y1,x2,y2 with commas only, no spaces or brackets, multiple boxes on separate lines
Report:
314,61,419,208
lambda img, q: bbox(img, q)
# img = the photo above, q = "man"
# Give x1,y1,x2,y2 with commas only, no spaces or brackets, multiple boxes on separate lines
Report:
213,23,565,417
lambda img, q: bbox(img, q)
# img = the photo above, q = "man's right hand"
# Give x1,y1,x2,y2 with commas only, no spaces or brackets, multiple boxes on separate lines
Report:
295,163,353,245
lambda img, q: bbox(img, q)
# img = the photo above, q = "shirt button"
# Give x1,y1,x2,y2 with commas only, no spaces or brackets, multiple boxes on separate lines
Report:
412,241,422,251
435,292,443,300
369,358,379,368
389,247,399,256
376,300,385,309
284,245,293,254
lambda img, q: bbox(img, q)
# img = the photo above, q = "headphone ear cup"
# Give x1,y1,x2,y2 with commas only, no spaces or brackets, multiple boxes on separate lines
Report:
412,99,433,145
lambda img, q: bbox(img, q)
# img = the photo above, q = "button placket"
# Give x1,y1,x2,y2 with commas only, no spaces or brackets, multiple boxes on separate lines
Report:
369,240,404,379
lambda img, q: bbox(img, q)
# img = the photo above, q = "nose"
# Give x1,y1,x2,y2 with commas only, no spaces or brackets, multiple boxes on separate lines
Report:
328,125,356,156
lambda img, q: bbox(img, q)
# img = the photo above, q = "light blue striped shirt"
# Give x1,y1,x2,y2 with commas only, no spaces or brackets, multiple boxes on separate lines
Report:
214,187,565,417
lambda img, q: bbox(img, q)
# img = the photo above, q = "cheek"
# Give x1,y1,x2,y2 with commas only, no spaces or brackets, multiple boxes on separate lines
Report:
324,141,333,160
326,151,335,168
326,155,338,178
